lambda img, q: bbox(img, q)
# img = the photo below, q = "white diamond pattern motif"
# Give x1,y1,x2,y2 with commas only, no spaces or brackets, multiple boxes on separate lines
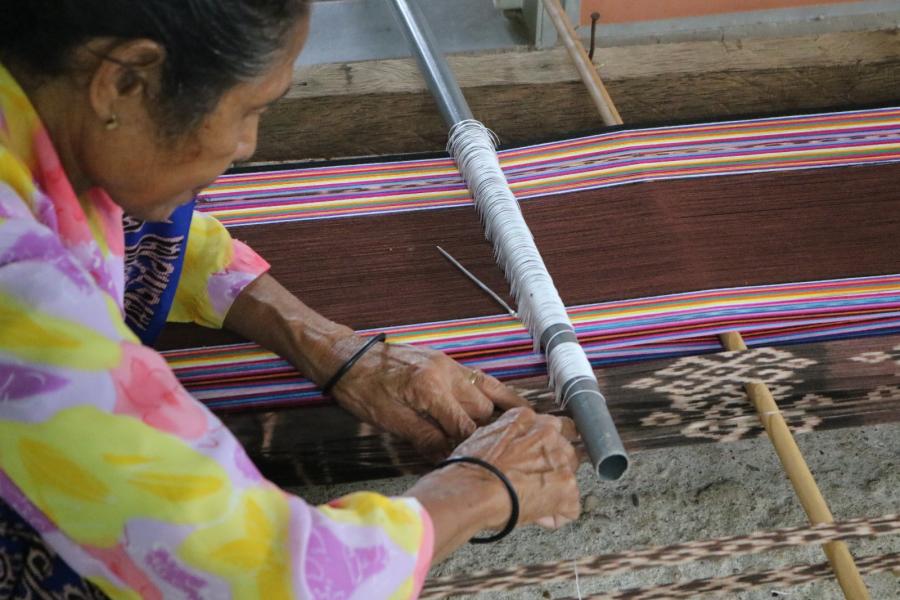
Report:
633,348,822,442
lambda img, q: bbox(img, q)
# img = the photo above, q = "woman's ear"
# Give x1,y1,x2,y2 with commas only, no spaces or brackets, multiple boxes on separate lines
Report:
86,39,166,127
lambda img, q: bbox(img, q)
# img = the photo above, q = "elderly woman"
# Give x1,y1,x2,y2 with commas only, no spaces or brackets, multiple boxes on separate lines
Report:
0,1,582,598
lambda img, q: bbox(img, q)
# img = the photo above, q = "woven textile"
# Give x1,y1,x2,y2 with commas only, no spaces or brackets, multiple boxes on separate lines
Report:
420,514,900,597
157,108,900,487
166,274,900,411
559,553,900,600
215,334,900,485
197,108,900,227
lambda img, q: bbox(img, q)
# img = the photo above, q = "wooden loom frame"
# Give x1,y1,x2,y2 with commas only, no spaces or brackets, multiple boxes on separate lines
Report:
255,28,900,162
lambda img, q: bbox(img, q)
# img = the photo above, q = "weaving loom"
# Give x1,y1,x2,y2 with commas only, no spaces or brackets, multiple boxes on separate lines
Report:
156,4,900,594
152,106,900,593
160,106,900,475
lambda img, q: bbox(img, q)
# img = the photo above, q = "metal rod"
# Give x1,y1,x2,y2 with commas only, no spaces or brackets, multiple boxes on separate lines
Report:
588,12,600,61
388,0,472,127
436,246,518,319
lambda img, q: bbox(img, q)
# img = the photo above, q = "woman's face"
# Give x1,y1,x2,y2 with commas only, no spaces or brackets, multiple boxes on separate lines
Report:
81,18,309,222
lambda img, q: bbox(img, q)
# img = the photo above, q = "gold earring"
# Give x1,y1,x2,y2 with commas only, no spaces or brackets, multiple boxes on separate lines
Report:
105,114,119,131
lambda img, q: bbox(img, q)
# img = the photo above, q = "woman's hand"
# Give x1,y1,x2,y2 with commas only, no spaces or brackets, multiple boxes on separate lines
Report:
406,407,581,561
223,273,527,456
450,406,582,529
331,339,528,458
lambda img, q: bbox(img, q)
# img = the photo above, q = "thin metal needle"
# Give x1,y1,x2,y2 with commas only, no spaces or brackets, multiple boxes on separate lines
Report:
436,246,518,319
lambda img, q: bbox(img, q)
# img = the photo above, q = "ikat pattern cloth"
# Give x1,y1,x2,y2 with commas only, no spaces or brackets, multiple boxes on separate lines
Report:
0,63,433,599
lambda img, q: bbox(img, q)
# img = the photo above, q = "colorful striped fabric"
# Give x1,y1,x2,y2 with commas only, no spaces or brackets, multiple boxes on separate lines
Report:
198,108,900,227
175,108,900,412
165,275,900,411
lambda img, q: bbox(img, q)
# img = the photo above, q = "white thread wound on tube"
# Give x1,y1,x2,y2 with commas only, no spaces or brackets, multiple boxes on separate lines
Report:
447,120,598,408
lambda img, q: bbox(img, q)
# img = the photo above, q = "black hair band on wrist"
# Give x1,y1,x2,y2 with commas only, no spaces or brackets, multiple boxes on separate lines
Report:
435,456,519,544
322,332,387,395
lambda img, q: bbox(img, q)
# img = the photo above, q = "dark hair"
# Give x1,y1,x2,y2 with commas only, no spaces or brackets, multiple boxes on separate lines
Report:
0,0,308,135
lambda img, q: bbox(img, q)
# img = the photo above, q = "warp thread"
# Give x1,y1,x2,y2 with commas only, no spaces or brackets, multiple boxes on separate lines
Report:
420,513,900,597
197,107,900,228
556,552,900,600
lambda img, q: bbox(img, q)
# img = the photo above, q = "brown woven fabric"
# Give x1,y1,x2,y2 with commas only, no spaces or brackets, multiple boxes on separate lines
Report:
220,334,900,485
150,139,900,599
152,160,900,487
557,552,900,600
159,162,900,349
420,514,900,597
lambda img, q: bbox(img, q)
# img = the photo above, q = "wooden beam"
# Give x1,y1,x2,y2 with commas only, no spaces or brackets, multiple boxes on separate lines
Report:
256,29,900,162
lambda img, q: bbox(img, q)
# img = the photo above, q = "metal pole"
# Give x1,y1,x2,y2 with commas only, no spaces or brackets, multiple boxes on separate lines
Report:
388,0,472,127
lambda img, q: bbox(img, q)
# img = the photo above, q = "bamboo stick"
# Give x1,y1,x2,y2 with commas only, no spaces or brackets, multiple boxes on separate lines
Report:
721,333,870,599
541,0,623,126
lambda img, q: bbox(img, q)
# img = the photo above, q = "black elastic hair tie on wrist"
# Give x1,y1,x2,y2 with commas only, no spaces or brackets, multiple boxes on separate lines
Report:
435,456,519,544
322,332,386,395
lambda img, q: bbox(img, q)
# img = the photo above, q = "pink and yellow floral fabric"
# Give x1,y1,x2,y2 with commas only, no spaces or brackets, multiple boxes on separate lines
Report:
0,63,433,599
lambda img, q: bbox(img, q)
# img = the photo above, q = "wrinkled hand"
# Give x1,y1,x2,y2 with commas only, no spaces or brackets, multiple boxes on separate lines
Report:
450,407,581,529
330,340,527,457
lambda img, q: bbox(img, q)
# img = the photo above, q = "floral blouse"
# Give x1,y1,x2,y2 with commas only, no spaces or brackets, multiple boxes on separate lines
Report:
0,64,432,599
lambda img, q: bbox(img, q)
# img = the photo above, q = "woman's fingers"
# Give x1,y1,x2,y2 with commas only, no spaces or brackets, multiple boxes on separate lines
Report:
558,416,579,442
534,516,557,528
547,444,580,474
534,416,581,470
477,372,530,410
453,406,536,458
521,463,580,528
427,397,478,442
517,415,569,455
535,514,576,529
495,405,537,431
547,418,581,472
387,405,454,459
451,371,496,425
452,364,524,424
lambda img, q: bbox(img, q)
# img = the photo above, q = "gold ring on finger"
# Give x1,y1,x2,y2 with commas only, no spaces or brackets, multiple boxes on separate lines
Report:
468,368,483,386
